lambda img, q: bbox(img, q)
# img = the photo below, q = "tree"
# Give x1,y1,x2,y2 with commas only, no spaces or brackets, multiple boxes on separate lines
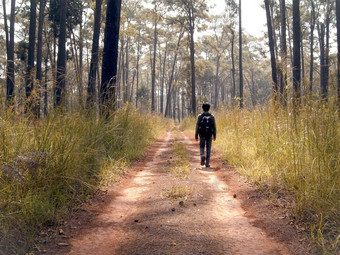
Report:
265,0,278,103
4,0,16,104
36,0,47,116
239,0,243,108
309,0,316,93
165,0,208,115
151,1,160,112
25,0,37,115
100,0,122,115
292,0,301,106
337,0,340,108
87,0,103,108
279,0,287,105
55,0,67,107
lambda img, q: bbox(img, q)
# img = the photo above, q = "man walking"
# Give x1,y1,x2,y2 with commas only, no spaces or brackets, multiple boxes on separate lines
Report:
195,103,216,167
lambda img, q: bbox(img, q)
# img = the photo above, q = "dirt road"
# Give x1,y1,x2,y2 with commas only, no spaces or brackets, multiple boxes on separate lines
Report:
45,129,313,255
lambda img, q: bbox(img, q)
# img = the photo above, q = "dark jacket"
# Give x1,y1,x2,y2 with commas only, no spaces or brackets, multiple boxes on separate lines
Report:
195,111,216,140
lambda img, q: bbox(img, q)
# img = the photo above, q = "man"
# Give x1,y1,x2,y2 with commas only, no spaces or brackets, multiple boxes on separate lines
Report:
195,103,216,167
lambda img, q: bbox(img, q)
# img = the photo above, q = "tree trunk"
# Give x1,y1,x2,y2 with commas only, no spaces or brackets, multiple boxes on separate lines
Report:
292,0,301,106
337,0,340,108
231,29,236,107
280,0,287,105
318,24,327,100
239,0,243,109
136,29,141,108
87,0,103,108
151,4,158,112
160,42,167,114
100,0,122,115
309,0,315,93
79,12,84,108
265,0,278,102
6,0,16,104
36,0,46,117
165,28,184,117
55,0,67,107
214,54,220,109
188,2,196,116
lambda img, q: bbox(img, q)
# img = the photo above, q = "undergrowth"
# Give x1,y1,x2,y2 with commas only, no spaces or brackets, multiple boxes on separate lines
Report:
0,105,169,254
181,101,339,254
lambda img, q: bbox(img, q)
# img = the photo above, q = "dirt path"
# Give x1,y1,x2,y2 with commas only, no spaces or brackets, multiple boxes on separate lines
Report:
44,129,313,255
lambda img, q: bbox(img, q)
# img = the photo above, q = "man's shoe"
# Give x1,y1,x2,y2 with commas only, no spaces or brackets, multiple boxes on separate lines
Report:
201,156,205,166
205,164,210,168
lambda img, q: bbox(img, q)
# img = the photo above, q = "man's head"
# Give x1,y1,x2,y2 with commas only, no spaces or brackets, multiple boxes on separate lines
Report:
202,103,210,112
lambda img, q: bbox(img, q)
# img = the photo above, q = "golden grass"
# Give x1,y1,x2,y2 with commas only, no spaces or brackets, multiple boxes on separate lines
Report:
0,105,169,254
182,101,339,254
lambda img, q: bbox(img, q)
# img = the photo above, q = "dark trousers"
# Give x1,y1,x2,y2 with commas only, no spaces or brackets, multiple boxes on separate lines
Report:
199,136,212,166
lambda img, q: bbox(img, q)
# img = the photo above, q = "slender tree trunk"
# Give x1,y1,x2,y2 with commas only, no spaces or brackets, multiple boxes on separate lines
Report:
87,0,103,108
292,0,301,106
336,0,340,108
79,11,84,108
160,42,167,114
165,28,184,117
214,54,220,109
265,0,278,103
136,29,141,108
151,4,158,112
325,0,331,98
100,0,122,115
44,55,48,116
55,0,67,107
280,0,287,105
6,0,16,104
188,2,196,115
318,24,327,100
125,39,129,103
231,29,236,107
309,0,315,93
239,0,243,109
36,0,46,117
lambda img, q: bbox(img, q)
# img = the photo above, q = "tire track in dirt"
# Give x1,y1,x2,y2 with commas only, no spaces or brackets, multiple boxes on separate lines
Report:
46,128,311,255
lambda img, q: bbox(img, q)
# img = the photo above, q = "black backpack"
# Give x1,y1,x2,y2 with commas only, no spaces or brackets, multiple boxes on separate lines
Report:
199,113,213,137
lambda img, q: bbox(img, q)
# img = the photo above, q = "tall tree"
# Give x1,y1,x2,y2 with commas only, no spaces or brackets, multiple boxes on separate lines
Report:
55,0,67,107
337,0,340,108
87,0,103,108
279,0,287,105
264,0,278,103
292,0,301,106
36,0,47,116
100,0,122,115
309,0,316,93
239,0,243,108
5,0,16,104
151,2,159,112
166,0,208,115
25,0,38,115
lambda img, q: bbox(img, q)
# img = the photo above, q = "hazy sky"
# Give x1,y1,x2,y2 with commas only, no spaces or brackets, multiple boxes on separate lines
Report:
210,0,266,38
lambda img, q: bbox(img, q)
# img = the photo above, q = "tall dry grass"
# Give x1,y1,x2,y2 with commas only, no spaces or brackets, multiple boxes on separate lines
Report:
181,101,339,254
0,105,169,254
215,102,339,253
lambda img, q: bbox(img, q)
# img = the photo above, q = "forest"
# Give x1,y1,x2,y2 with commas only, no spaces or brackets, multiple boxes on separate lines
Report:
0,0,339,254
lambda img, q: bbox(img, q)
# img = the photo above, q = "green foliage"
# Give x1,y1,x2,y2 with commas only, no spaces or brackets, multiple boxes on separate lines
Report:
0,106,168,254
211,102,339,254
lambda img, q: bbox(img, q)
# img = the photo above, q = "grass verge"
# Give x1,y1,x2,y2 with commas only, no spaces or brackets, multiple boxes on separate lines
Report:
0,105,169,254
181,101,339,254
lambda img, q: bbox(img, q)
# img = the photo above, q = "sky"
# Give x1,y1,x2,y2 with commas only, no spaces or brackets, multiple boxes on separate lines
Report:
210,0,267,38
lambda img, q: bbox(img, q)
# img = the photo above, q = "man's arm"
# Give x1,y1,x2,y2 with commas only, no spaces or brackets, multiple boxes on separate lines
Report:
212,115,216,140
195,115,201,140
